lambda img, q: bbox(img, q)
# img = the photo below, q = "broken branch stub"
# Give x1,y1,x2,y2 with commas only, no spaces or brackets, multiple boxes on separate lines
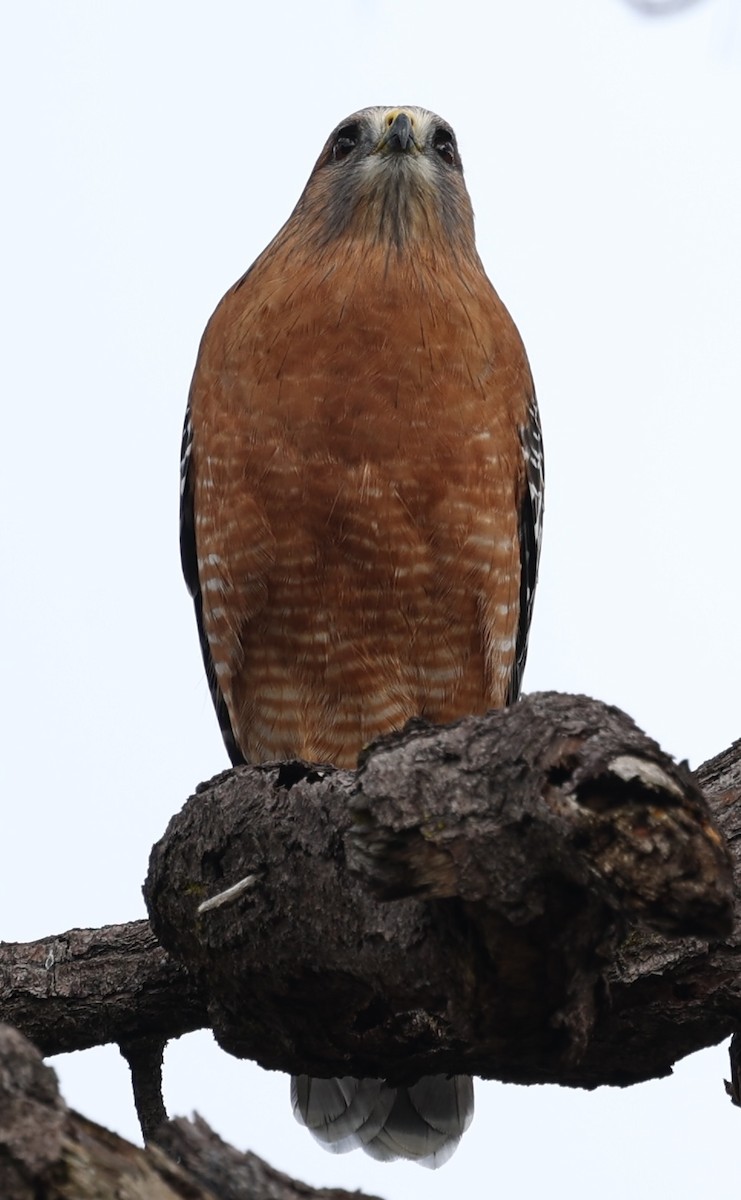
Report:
144,692,733,1088
349,692,732,935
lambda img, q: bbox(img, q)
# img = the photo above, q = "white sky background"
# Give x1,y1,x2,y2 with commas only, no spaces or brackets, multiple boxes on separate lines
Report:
1,0,740,1196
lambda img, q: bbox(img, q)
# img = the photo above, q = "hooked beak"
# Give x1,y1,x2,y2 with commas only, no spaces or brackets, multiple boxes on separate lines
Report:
376,111,419,155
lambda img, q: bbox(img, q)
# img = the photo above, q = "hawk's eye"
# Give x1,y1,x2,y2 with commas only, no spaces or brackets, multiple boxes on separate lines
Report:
432,127,456,167
332,124,360,162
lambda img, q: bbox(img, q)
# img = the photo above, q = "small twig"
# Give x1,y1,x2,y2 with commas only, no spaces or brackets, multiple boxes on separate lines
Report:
119,1034,168,1142
724,1033,741,1107
198,873,258,914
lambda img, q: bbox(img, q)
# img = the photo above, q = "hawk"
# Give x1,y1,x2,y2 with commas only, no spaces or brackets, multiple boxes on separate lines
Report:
181,105,543,1168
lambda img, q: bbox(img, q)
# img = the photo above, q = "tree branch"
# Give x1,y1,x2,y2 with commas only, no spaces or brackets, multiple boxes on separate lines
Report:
0,1023,381,1200
0,692,738,1100
0,920,207,1056
143,692,734,1088
119,1033,169,1142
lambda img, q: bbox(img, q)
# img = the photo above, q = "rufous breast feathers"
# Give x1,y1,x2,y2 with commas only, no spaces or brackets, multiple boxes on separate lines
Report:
182,105,541,768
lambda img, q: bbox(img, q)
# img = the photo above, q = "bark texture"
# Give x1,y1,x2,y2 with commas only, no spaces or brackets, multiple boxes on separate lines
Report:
0,920,207,1057
1,691,740,1156
0,1024,380,1200
143,692,734,1087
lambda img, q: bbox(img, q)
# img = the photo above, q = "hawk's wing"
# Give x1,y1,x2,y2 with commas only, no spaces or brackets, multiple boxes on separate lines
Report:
508,392,544,704
179,400,246,766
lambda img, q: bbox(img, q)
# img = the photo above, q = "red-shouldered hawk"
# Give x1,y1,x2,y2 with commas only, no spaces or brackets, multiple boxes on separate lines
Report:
181,106,543,1168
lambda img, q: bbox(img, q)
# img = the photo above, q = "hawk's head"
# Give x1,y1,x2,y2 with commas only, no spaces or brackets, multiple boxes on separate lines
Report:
295,106,476,254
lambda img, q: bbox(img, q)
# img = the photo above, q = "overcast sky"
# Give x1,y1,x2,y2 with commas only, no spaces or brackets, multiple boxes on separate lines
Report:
2,1,740,1197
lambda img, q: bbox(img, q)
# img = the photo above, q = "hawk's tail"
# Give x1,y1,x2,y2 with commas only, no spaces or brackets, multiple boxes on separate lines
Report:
291,1073,474,1168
